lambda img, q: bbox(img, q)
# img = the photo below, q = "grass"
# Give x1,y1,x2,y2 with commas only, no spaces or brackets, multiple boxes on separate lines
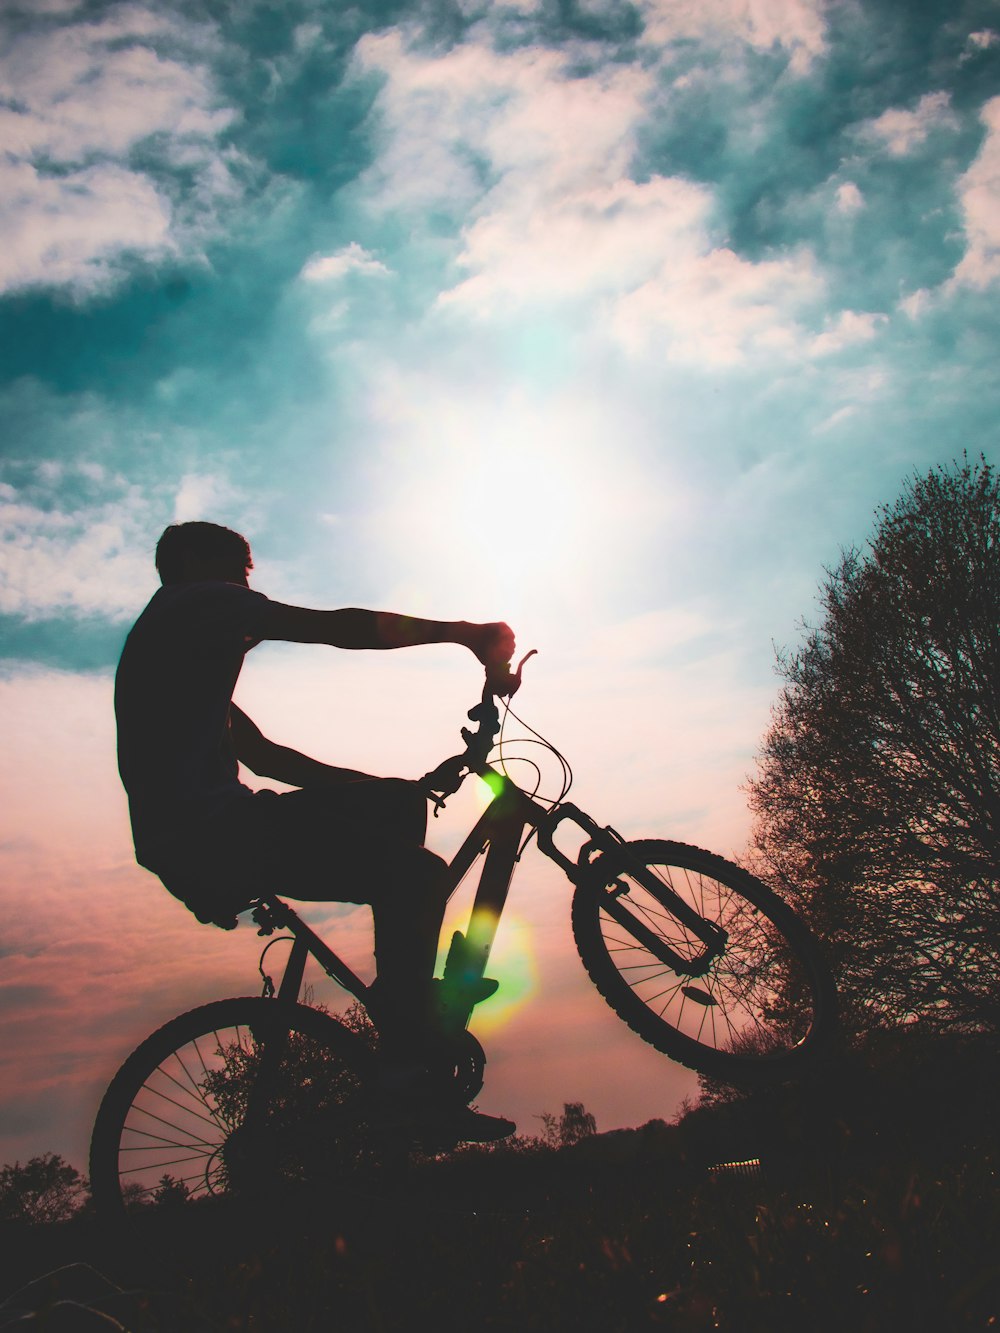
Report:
2,1038,998,1331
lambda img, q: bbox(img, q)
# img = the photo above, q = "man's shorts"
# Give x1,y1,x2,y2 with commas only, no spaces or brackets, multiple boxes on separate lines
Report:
154,777,430,928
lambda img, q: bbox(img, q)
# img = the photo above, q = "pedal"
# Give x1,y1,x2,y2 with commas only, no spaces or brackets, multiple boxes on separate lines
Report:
472,977,500,1003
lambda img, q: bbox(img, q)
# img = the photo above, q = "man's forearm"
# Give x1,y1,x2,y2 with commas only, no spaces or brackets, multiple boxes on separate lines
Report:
372,611,473,650
261,603,472,651
259,602,514,667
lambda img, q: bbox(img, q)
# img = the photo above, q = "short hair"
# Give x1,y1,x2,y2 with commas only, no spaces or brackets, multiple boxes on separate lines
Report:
155,522,253,584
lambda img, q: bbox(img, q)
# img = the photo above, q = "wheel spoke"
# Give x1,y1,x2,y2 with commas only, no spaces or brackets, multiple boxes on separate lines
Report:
91,1000,377,1214
574,840,829,1076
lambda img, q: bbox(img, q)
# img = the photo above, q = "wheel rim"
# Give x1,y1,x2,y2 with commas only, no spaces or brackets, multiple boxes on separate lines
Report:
596,856,820,1063
114,1015,368,1207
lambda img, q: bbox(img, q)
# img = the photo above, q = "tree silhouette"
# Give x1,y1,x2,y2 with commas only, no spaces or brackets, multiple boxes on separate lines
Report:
0,1153,87,1224
538,1102,598,1148
747,455,1000,1036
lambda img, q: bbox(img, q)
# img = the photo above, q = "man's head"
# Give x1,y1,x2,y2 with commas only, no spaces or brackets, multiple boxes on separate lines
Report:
155,522,253,586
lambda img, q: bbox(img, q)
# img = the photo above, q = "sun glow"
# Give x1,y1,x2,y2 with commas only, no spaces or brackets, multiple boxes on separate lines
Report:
435,901,539,1037
364,387,649,624
465,909,539,1036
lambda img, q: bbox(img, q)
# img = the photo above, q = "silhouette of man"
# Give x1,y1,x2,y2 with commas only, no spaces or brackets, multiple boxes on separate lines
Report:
115,521,516,1142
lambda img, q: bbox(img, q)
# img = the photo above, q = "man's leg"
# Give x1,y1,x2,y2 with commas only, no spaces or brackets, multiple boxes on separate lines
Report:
244,779,514,1141
251,779,447,1048
368,845,449,1062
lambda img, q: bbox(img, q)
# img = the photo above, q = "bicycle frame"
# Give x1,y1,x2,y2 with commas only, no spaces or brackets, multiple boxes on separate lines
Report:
250,752,728,1040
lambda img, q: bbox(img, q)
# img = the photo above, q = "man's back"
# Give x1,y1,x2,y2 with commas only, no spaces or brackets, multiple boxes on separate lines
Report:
115,579,267,870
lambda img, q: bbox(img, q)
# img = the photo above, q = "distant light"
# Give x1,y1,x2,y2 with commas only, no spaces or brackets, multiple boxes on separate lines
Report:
707,1157,761,1177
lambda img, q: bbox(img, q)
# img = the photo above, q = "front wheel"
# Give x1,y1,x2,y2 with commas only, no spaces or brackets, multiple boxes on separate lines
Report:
89,998,377,1217
572,841,836,1082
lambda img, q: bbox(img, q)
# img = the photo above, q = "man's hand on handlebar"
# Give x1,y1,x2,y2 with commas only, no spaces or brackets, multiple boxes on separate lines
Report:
464,621,516,672
459,623,535,697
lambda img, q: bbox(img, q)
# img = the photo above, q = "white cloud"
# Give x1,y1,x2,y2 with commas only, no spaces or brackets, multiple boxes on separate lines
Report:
357,31,826,365
814,404,857,434
300,243,392,282
637,0,827,71
859,90,958,157
809,309,887,357
0,4,240,296
900,287,932,319
967,30,999,52
356,34,651,215
0,159,173,295
613,245,823,365
835,181,865,214
173,472,235,523
951,96,1000,290
441,175,713,315
0,465,152,620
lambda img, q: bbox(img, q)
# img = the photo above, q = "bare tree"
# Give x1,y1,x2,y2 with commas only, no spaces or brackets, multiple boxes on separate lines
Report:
747,456,1000,1036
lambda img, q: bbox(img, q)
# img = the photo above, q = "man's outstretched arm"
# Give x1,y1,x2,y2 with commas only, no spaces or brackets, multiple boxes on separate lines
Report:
259,603,514,670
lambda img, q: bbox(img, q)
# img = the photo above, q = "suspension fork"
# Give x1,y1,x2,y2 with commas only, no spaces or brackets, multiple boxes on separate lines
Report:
535,804,728,976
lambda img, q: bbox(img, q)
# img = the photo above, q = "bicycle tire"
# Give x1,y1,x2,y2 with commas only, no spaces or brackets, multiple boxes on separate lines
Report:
571,840,836,1082
89,998,377,1217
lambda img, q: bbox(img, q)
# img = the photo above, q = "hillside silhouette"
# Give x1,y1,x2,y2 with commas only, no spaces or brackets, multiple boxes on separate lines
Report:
2,1032,997,1332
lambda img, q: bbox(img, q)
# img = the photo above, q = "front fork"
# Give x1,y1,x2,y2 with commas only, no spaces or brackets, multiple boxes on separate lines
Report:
536,804,728,978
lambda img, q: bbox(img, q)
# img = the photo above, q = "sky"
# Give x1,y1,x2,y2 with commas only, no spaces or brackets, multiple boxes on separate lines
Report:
2,0,1000,1173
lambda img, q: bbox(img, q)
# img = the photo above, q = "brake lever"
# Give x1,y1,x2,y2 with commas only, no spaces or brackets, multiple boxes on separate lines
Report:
485,648,537,700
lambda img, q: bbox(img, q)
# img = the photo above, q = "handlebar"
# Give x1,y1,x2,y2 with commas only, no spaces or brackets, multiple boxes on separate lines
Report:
420,649,537,810
484,648,537,700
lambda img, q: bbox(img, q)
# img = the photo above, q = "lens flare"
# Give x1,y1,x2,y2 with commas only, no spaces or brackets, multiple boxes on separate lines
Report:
435,906,538,1037
474,773,501,810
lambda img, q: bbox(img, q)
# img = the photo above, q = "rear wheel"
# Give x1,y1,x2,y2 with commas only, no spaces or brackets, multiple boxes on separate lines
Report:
89,998,377,1216
572,840,836,1082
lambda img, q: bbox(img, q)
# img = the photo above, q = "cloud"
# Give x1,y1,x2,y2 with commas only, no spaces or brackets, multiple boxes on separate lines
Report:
0,159,174,295
0,461,152,621
442,175,714,315
951,96,1000,290
611,245,823,365
636,0,827,70
966,30,999,53
899,287,932,319
173,471,238,523
300,243,392,281
355,34,652,217
858,90,958,157
835,181,865,214
809,309,887,357
0,3,241,297
357,31,827,364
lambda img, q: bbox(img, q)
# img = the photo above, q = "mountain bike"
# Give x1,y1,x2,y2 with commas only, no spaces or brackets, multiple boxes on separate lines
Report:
90,656,836,1214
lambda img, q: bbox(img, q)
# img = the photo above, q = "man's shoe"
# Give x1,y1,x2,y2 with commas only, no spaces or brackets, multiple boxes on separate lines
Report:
447,1104,516,1143
411,1103,517,1152
368,1067,516,1149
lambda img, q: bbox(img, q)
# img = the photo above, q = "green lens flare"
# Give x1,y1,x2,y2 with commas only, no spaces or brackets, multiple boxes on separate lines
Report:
434,907,538,1037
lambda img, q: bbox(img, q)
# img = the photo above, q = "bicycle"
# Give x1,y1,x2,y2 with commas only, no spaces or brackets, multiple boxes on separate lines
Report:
90,656,837,1213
